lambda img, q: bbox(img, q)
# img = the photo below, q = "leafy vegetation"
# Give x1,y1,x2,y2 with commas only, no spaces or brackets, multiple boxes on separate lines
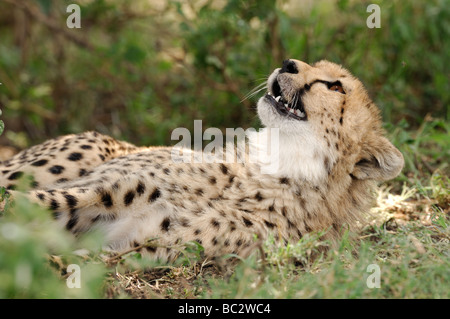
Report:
0,0,448,299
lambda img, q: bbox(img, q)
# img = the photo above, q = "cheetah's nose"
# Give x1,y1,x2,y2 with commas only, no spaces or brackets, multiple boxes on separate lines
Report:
280,59,299,74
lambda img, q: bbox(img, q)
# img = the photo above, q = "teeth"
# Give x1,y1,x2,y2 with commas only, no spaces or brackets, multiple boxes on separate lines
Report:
289,108,295,113
284,103,288,108
275,96,281,102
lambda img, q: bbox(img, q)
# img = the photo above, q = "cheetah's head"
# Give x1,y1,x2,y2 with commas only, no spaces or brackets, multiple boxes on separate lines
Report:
256,59,404,183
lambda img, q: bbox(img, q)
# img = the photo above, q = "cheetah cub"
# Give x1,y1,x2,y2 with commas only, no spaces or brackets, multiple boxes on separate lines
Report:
0,59,403,260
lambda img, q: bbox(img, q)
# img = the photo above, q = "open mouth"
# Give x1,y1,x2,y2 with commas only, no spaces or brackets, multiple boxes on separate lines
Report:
264,81,307,121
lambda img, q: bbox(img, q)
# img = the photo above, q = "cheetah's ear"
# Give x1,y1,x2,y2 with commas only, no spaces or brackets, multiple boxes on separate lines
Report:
352,136,404,181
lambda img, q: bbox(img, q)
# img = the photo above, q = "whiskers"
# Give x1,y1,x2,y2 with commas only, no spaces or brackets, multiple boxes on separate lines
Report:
241,78,268,103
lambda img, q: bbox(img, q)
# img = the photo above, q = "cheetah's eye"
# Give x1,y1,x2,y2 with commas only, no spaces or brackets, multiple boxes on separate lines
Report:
329,83,345,94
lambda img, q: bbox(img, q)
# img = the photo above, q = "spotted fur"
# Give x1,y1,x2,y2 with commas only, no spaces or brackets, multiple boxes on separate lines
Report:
0,60,403,260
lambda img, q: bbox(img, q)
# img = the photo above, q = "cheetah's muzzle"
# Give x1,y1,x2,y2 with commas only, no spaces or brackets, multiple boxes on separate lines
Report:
264,91,307,121
265,59,307,121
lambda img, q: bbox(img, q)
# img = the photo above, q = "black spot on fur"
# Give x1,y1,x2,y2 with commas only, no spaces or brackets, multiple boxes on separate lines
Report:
50,199,59,210
180,218,190,227
112,182,120,191
163,168,170,175
209,176,217,185
146,246,157,253
255,192,264,201
124,191,135,206
79,168,88,177
305,224,312,232
149,188,161,202
211,219,220,229
264,220,276,228
64,194,78,209
80,144,92,150
279,177,290,185
242,217,253,227
101,192,113,208
287,219,295,229
36,193,45,200
49,165,65,175
7,171,24,181
31,159,48,167
66,210,79,231
136,182,146,196
99,154,105,161
195,188,204,196
220,164,228,175
68,152,83,161
161,218,170,232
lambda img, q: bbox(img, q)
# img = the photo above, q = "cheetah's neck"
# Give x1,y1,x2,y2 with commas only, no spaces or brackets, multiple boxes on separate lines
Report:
245,128,330,184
